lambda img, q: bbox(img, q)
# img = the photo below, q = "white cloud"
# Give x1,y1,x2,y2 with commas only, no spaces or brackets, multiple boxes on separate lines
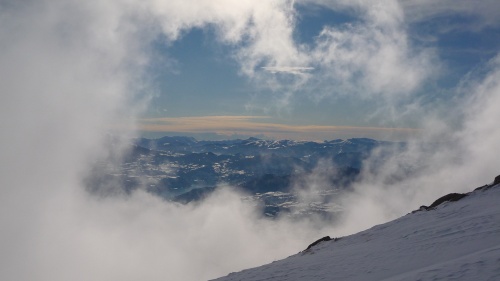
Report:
331,53,500,234
1,0,500,280
0,1,334,280
140,0,305,76
226,0,441,113
294,0,437,101
400,0,500,30
262,66,314,75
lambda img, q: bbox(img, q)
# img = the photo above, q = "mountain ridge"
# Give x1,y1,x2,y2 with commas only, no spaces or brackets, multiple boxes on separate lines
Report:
212,174,500,281
88,136,396,218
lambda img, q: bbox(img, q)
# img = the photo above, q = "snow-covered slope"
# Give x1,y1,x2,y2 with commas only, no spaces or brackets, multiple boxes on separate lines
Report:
213,183,500,281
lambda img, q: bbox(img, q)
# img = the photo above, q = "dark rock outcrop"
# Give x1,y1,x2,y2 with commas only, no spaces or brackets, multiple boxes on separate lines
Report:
304,236,341,251
494,175,500,185
427,193,468,209
306,236,332,250
474,184,490,191
415,174,500,212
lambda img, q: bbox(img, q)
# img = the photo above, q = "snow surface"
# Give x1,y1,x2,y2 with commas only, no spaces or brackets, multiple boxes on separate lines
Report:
213,185,500,281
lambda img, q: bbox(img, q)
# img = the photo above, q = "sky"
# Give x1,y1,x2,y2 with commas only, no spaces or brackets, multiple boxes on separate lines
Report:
1,1,500,281
135,0,500,141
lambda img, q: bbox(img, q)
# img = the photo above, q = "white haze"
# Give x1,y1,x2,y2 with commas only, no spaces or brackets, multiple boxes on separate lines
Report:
1,1,499,280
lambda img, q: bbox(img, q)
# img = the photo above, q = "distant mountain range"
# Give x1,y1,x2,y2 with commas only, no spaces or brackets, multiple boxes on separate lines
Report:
86,136,402,218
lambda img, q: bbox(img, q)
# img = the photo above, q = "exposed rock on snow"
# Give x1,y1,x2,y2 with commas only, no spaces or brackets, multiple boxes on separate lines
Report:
304,236,341,251
494,175,500,185
416,192,468,211
415,176,500,212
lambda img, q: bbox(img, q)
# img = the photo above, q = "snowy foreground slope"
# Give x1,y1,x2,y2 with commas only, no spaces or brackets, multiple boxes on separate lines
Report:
213,183,500,281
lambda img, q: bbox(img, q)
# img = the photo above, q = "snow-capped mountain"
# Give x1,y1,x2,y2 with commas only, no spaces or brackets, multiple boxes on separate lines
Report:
87,136,396,218
212,176,500,281
134,136,393,165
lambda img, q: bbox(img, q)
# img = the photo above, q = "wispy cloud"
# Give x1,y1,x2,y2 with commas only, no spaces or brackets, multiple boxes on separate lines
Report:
138,116,420,141
400,0,500,30
262,66,314,75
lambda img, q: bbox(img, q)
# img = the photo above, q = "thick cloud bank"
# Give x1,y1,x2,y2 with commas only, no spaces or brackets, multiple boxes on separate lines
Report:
0,1,326,280
1,1,500,281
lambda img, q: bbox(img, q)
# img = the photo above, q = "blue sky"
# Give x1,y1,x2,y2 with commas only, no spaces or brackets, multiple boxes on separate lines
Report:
138,1,500,141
